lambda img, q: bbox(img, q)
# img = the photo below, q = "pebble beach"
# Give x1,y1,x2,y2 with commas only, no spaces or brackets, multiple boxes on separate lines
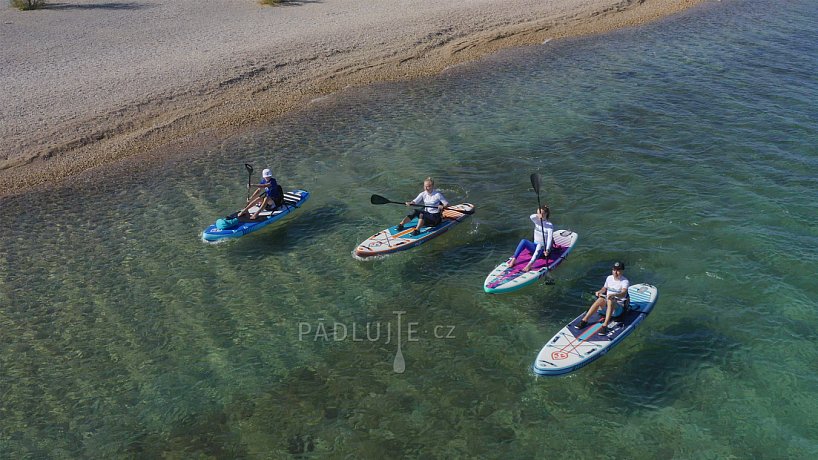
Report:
0,0,704,197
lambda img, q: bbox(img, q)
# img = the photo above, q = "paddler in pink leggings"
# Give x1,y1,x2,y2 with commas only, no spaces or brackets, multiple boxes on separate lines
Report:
508,205,554,272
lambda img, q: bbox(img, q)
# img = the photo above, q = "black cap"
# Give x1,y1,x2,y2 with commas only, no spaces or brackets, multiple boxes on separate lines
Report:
612,261,625,270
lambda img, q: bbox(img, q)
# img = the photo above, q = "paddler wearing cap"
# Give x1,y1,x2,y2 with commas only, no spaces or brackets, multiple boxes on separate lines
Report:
237,168,283,220
576,261,630,335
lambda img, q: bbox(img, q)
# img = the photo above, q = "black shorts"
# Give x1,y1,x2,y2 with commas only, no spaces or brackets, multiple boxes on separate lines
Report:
264,192,283,208
407,209,442,227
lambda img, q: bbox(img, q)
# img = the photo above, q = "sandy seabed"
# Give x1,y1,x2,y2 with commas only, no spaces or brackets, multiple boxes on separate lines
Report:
0,0,706,197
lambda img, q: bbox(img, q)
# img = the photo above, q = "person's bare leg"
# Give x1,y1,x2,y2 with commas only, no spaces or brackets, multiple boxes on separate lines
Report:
238,191,261,217
251,196,269,219
598,298,618,335
581,297,606,323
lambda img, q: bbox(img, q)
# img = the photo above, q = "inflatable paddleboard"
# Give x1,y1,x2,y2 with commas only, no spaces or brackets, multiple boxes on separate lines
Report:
202,189,309,242
532,283,658,376
483,230,578,294
354,203,475,258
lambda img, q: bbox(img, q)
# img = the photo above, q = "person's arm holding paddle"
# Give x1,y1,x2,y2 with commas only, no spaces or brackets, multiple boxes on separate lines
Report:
405,192,422,207
543,220,553,258
437,191,449,212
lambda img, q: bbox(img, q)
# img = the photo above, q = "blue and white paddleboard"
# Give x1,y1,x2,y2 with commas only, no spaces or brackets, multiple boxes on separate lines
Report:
202,189,309,242
532,283,659,376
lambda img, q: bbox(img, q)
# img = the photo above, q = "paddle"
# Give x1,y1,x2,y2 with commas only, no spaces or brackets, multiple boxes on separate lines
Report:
370,194,474,214
370,194,417,206
245,163,254,201
530,173,548,256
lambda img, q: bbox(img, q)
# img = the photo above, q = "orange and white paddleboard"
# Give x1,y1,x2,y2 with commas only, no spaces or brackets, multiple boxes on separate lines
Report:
353,203,475,258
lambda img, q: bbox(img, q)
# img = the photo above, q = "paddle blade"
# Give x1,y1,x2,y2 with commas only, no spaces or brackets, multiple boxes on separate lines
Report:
530,173,541,194
370,194,392,205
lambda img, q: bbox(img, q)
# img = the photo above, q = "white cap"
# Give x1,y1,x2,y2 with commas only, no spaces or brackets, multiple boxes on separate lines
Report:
262,168,272,178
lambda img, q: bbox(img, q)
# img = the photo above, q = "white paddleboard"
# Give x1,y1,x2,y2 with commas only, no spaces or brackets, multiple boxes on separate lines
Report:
532,283,659,376
483,230,578,293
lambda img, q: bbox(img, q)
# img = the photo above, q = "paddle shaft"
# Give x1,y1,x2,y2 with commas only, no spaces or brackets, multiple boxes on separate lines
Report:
245,163,254,201
372,194,445,210
370,194,473,214
530,173,547,251
384,200,476,215
388,200,442,210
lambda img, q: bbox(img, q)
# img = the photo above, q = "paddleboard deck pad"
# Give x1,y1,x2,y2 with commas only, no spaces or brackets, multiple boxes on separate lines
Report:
354,203,475,258
532,283,659,376
483,230,578,293
202,189,310,242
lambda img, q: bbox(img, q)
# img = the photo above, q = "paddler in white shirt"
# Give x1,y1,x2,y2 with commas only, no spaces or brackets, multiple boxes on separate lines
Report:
396,177,449,236
576,261,630,335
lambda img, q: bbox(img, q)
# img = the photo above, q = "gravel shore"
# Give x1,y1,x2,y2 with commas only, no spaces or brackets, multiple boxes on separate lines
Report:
0,0,705,197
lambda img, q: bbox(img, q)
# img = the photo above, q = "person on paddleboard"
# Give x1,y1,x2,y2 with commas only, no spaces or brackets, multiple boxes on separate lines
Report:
508,205,554,272
238,168,283,219
576,261,630,335
396,177,449,236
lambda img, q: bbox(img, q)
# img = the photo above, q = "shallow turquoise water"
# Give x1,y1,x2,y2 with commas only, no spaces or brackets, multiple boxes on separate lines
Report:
2,0,817,457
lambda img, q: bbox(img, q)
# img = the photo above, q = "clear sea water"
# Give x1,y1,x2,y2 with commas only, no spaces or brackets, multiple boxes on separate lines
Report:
2,0,817,457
